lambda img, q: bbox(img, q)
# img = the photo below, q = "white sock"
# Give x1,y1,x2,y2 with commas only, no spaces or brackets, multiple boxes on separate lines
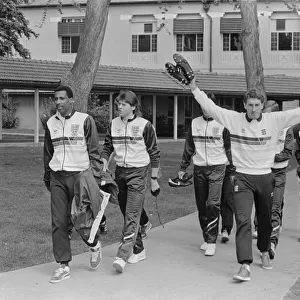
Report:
243,264,250,271
91,241,100,250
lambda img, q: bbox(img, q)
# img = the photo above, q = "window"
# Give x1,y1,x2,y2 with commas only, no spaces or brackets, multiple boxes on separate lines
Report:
144,23,153,33
132,34,157,52
176,34,203,52
223,33,242,51
271,32,300,51
62,36,80,53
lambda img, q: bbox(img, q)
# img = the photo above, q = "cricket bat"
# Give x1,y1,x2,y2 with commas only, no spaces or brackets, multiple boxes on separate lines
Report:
88,189,111,244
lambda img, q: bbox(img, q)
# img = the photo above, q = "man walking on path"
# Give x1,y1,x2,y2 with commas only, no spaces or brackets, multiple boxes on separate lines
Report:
44,85,103,283
166,53,300,282
253,102,294,259
101,89,160,273
177,97,232,256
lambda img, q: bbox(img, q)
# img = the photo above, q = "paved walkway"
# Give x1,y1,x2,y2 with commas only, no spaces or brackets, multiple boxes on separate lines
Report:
1,171,300,300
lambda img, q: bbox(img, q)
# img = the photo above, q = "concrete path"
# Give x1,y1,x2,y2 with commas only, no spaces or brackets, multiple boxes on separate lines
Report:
1,171,300,300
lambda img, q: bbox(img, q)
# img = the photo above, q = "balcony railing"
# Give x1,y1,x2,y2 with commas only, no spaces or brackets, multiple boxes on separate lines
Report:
176,52,204,66
220,51,243,65
269,51,300,66
129,53,158,65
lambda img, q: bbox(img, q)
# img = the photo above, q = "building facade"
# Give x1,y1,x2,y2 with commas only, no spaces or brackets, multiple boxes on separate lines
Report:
3,0,299,138
19,0,300,75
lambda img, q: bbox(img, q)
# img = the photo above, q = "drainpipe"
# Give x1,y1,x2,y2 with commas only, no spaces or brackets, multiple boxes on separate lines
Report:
203,1,213,72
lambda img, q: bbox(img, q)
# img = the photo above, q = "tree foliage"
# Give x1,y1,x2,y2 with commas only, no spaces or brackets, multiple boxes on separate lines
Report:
0,0,38,58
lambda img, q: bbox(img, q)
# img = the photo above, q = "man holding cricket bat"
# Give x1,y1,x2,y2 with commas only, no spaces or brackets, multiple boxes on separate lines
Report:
44,85,103,283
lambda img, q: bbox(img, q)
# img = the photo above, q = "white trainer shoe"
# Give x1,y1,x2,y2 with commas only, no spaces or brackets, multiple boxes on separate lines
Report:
113,257,126,273
128,249,146,264
205,243,216,256
200,242,208,251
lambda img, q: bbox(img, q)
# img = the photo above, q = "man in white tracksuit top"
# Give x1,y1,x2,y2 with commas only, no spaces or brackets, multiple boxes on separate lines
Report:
178,99,232,256
188,79,300,282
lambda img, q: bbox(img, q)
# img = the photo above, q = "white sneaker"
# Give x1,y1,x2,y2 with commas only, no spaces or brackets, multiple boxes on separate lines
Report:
252,230,258,239
49,266,70,283
221,231,229,243
200,242,208,251
205,243,216,256
113,257,126,273
128,249,146,264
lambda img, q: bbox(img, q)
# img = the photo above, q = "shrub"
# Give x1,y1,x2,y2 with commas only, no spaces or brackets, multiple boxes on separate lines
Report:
87,94,110,133
40,97,56,129
2,93,19,129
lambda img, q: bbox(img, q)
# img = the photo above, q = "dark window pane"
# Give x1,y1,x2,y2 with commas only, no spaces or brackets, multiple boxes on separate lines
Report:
71,36,80,53
152,35,157,52
184,34,196,51
223,33,230,51
138,35,151,52
230,33,242,51
276,19,285,31
144,23,153,33
197,34,203,51
293,32,300,50
176,34,183,52
271,32,277,51
62,36,70,53
132,35,137,52
278,32,292,50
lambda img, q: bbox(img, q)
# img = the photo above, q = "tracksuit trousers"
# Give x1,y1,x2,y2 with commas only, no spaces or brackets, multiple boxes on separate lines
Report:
270,167,287,247
233,172,274,264
193,164,226,244
220,171,235,235
115,165,148,261
50,171,99,264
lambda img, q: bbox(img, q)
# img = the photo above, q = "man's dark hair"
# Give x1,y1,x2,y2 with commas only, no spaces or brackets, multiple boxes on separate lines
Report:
54,85,74,98
115,89,142,116
207,93,217,104
244,89,265,104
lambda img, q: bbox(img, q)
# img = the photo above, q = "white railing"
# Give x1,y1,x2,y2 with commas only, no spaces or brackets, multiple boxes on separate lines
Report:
269,51,300,65
129,53,158,64
220,51,244,65
176,52,204,66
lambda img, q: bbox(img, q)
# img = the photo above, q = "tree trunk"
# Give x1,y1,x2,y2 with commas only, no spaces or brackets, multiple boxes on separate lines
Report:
61,0,111,112
240,0,267,103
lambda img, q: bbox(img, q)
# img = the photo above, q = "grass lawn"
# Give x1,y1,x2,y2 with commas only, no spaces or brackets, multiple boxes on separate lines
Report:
0,141,197,272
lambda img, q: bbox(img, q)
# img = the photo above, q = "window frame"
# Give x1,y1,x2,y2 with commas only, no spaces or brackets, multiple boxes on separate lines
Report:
131,33,157,53
61,36,80,54
271,31,300,51
222,33,243,51
175,33,203,52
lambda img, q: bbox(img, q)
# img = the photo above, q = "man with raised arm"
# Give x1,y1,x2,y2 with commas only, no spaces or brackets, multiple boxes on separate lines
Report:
166,54,300,282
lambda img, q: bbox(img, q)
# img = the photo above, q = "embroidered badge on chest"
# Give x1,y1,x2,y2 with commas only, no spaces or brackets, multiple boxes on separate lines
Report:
261,129,267,135
71,124,80,136
70,124,80,145
212,127,220,136
132,126,139,136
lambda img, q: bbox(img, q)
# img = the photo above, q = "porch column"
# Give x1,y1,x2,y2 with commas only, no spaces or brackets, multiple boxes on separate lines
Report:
109,92,113,121
173,95,178,140
232,97,235,110
0,89,2,140
34,89,40,143
152,95,157,128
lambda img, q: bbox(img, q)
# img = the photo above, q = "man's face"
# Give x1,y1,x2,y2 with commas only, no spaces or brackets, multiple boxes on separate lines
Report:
244,98,263,120
117,100,135,119
54,90,73,117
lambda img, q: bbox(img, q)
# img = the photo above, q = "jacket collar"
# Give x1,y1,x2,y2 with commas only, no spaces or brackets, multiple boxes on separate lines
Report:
245,113,262,123
55,109,76,120
121,115,137,122
203,115,214,121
